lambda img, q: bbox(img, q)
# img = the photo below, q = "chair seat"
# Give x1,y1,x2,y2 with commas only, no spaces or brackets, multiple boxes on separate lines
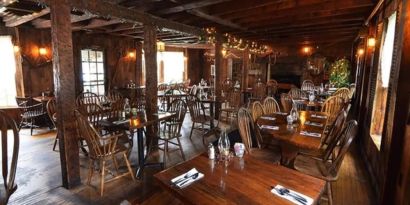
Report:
293,155,337,181
220,107,239,113
249,147,281,164
158,132,182,140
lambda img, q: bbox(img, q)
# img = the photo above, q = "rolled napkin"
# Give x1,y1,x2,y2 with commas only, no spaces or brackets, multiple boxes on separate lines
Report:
171,168,204,188
113,119,130,125
311,114,327,119
260,116,276,121
300,131,321,138
260,125,280,130
271,185,313,205
304,121,323,127
274,112,288,116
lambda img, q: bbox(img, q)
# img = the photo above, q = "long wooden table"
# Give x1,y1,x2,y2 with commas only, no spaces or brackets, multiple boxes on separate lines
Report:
155,154,325,205
257,111,328,167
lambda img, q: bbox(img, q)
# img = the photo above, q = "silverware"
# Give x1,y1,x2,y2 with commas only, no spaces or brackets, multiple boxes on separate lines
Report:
280,188,307,202
172,172,195,185
178,173,199,187
273,187,307,205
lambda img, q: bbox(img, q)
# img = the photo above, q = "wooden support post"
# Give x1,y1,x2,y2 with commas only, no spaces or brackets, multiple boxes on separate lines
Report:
135,41,143,86
143,23,158,142
50,0,80,188
242,49,249,91
214,34,223,116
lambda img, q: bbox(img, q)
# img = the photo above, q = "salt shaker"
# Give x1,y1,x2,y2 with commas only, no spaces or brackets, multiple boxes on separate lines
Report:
208,143,215,160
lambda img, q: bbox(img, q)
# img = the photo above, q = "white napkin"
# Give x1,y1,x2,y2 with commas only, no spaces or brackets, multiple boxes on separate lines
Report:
274,112,288,115
171,168,204,188
311,114,327,119
113,119,130,125
271,185,313,205
304,121,323,127
260,125,279,130
300,131,321,138
260,116,276,121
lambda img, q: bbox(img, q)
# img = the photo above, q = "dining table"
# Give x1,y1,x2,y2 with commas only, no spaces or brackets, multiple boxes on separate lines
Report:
155,153,325,205
293,98,324,111
99,111,176,178
257,111,328,167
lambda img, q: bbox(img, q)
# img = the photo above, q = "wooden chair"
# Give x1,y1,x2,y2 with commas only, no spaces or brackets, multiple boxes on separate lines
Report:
288,87,305,99
266,79,278,97
76,92,100,107
251,101,264,122
294,120,358,205
218,90,241,126
237,108,281,163
301,80,315,92
263,97,281,114
280,93,293,113
321,96,345,127
0,111,19,205
332,88,350,103
251,80,267,101
15,96,33,107
189,85,198,97
222,78,234,94
75,110,135,196
46,99,59,151
18,102,47,135
107,90,123,103
186,98,213,145
157,99,187,167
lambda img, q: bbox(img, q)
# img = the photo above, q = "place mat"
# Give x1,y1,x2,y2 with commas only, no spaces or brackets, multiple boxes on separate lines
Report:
271,185,313,205
300,131,321,138
171,168,204,188
260,116,276,121
304,121,323,127
260,125,279,130
311,114,327,119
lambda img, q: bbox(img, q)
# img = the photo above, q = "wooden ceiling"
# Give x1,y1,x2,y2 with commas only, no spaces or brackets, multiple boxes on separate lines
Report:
0,0,376,47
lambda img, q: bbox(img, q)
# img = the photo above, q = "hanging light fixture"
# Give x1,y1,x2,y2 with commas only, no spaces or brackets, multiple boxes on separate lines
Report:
367,37,376,47
157,41,165,52
357,48,365,56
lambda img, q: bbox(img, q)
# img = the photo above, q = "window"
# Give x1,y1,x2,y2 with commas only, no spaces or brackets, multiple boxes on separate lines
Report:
157,52,185,84
0,36,17,106
370,12,397,150
81,49,105,95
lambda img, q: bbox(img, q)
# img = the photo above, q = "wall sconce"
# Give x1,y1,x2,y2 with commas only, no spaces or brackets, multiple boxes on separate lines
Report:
367,37,376,47
302,46,311,54
38,47,47,56
157,41,165,52
221,48,227,57
128,51,136,58
357,48,365,56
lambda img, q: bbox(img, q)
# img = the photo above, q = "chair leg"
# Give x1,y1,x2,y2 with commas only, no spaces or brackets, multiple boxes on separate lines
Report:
30,118,34,135
123,153,136,181
326,182,333,205
189,122,195,139
100,160,106,196
112,155,119,174
52,133,58,151
87,159,94,185
176,137,186,161
163,140,168,168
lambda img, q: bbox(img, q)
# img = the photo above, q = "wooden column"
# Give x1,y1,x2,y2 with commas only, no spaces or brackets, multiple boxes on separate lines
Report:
135,41,143,86
50,0,80,188
214,34,223,116
242,49,249,91
143,23,158,139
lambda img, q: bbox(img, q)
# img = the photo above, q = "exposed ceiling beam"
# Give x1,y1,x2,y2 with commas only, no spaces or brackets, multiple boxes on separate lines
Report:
5,7,50,27
32,13,98,28
155,0,231,15
28,0,204,36
186,9,245,31
207,0,284,16
72,19,123,31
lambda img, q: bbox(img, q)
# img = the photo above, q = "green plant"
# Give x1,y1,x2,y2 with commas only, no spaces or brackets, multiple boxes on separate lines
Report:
329,58,351,88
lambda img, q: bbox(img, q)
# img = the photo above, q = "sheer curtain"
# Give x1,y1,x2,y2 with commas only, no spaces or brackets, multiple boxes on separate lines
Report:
0,36,17,106
380,12,397,88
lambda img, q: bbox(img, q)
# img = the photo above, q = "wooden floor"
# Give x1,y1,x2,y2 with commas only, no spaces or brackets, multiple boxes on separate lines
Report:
8,115,376,205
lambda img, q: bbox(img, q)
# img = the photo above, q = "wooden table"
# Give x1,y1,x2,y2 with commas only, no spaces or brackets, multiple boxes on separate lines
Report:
293,98,324,111
257,111,328,167
155,154,325,205
99,111,176,178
